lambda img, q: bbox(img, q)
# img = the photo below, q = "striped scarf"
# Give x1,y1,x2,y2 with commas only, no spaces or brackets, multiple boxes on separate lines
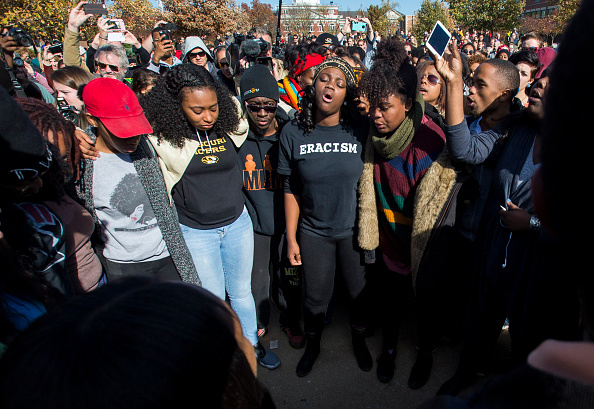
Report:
278,76,302,111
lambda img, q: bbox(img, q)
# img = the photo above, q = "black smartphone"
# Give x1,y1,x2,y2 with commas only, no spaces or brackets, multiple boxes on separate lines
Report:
82,3,107,14
48,44,63,54
159,23,178,31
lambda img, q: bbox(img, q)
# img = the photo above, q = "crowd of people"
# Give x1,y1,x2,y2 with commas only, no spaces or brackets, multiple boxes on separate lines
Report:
1,0,594,407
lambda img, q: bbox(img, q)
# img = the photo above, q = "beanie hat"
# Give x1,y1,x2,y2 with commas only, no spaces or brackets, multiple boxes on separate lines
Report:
0,87,52,184
240,64,280,103
496,49,510,58
313,57,357,89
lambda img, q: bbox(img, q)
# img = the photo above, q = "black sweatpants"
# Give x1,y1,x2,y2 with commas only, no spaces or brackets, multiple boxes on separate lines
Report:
252,232,302,329
299,230,369,333
377,259,413,353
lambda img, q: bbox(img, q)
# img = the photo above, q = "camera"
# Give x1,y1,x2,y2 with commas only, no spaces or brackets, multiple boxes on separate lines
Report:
48,43,63,55
157,23,177,42
105,20,122,31
2,27,34,48
56,98,79,126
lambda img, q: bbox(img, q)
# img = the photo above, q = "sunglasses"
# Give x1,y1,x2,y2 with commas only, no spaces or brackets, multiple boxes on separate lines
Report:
461,49,474,55
421,74,440,86
217,61,230,68
189,51,207,59
95,61,120,71
521,46,538,51
246,104,277,114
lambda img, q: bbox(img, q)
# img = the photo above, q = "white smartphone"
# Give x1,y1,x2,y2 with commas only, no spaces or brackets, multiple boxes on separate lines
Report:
108,31,126,42
426,20,452,59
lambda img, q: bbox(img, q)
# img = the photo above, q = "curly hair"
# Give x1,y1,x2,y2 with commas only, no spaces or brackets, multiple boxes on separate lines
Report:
467,53,487,68
296,63,359,134
359,36,418,108
139,64,240,149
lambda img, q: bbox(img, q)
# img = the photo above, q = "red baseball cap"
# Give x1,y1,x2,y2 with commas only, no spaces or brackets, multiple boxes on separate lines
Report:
82,77,153,138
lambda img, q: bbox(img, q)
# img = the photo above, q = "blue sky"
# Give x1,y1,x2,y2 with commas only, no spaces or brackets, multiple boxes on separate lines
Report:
261,0,423,16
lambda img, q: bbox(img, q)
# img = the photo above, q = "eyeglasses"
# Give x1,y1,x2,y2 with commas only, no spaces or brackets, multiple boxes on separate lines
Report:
246,104,277,114
421,74,440,86
189,51,207,59
521,46,538,52
95,61,120,71
461,49,474,55
217,61,230,68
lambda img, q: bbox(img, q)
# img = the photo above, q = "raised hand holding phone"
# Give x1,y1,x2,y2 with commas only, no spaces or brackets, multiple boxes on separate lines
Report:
426,21,452,60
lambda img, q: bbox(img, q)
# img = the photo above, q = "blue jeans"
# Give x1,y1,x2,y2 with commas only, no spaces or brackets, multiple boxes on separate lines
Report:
180,207,257,345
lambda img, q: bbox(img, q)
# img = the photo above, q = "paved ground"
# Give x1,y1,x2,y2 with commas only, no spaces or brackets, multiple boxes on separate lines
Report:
257,292,510,409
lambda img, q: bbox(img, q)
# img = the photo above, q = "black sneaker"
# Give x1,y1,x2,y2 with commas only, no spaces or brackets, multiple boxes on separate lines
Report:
254,342,280,370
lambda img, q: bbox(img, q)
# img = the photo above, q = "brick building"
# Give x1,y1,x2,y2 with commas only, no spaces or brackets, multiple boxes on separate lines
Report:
523,0,557,17
275,0,408,37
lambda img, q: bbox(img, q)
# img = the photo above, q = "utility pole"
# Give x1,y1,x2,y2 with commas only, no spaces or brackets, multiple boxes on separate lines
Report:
276,0,282,47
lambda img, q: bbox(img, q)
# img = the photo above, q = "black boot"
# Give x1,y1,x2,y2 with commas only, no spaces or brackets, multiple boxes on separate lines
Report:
376,349,396,383
296,312,325,377
352,326,373,371
296,332,321,377
408,348,433,389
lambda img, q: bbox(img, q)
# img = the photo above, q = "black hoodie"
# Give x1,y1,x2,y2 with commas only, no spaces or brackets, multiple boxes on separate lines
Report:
237,110,289,236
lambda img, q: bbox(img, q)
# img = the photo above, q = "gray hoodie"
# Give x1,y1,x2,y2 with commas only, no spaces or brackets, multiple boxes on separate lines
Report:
182,36,216,75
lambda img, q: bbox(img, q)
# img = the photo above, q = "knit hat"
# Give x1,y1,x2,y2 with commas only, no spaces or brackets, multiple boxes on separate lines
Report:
240,64,280,103
535,47,556,79
496,49,510,58
313,57,357,89
0,87,52,184
497,44,509,53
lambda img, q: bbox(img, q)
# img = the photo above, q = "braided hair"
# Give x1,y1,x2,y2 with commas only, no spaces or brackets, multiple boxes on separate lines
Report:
16,97,81,183
296,58,360,134
139,64,240,149
359,37,418,108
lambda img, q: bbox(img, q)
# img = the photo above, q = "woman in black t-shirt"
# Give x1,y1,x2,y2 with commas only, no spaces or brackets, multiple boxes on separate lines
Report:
278,57,371,377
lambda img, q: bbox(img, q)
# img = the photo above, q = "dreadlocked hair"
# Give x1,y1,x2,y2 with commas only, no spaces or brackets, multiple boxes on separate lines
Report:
16,98,81,183
359,36,418,108
139,64,240,149
296,72,359,134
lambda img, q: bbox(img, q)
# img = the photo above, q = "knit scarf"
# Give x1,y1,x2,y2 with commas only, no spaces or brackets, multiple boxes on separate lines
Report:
357,92,425,251
278,76,302,111
371,93,426,160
